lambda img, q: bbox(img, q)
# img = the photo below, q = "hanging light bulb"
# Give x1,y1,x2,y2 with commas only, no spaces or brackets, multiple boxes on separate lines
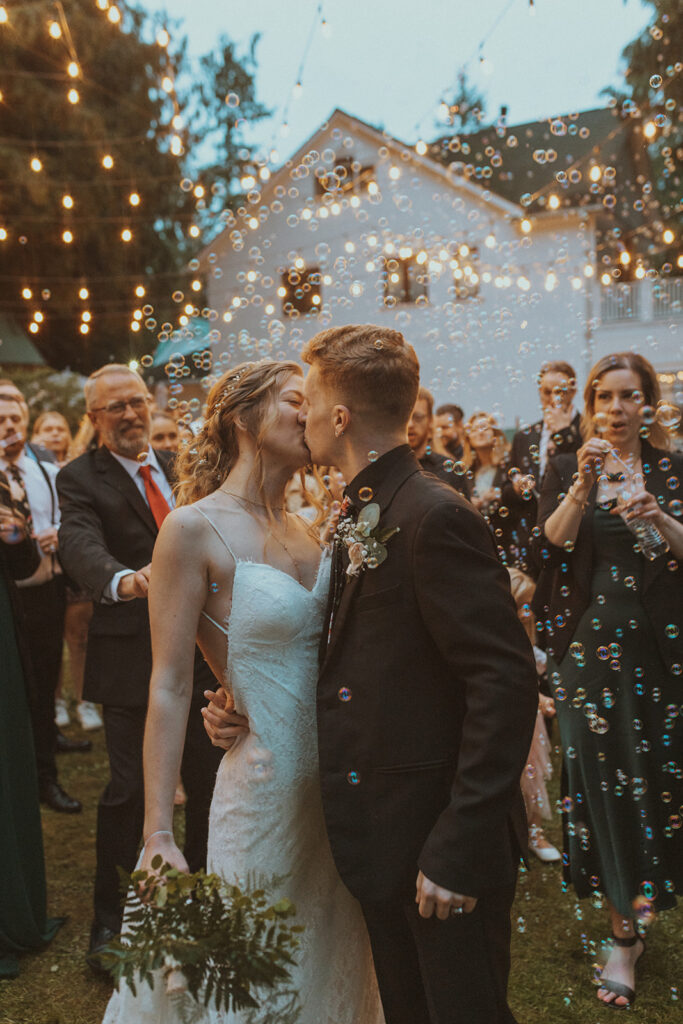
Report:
129,192,141,206
0,227,7,241
0,6,8,25
30,156,43,173
67,61,80,78
156,28,169,47
22,287,32,300
548,194,560,210
62,194,74,209
102,154,114,169
79,287,89,300
121,228,133,242
48,20,62,39
134,284,145,297
108,6,121,24
79,323,89,335
67,88,80,104
62,229,73,244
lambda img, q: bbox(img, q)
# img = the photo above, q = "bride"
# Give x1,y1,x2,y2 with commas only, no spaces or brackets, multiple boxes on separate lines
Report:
102,359,383,1024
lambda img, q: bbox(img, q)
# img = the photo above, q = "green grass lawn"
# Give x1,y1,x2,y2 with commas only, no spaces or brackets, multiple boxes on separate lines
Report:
1,721,680,1023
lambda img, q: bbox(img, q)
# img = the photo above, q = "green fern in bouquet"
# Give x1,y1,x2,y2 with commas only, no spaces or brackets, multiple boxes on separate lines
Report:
97,857,304,1023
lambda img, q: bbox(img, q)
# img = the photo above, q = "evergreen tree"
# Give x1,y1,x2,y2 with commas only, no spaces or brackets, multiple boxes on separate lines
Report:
437,71,487,134
0,1,266,371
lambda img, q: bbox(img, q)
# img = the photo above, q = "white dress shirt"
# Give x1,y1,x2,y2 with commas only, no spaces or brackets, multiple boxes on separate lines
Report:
0,449,61,587
104,446,175,602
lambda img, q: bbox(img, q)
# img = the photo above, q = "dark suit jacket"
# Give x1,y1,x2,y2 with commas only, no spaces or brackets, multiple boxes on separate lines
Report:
500,412,581,574
418,449,471,499
532,442,683,667
56,445,212,707
317,446,538,904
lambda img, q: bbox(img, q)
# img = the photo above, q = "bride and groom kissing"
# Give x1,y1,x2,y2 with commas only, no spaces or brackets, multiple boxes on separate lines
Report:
103,324,538,1024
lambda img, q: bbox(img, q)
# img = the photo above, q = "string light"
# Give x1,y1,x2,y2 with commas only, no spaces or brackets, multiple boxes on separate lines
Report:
67,61,80,78
33,311,44,323
67,89,80,105
62,194,74,209
134,284,145,297
107,6,121,25
62,229,73,243
30,157,43,173
643,121,657,140
601,272,612,286
589,165,602,182
79,323,89,334
79,287,89,300
520,218,532,234
663,228,674,244
156,29,169,47
102,154,114,169
29,322,39,334
22,287,32,300
0,227,7,241
121,228,132,242
129,192,141,206
0,6,8,25
82,311,91,323
48,20,62,39
548,194,560,210
415,140,427,156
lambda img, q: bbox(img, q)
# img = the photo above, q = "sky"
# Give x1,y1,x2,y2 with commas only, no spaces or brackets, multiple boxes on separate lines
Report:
139,0,653,161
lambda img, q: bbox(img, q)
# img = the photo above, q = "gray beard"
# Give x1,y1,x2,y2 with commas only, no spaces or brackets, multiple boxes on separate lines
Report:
109,429,149,459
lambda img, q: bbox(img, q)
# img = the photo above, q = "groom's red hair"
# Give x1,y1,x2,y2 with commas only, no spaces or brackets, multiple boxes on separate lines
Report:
301,324,419,428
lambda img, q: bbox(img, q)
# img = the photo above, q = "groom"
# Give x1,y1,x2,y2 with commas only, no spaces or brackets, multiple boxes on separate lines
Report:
205,325,538,1023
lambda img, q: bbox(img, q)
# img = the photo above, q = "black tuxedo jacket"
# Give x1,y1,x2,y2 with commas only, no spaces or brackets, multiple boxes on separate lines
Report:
418,449,471,499
56,445,212,707
317,446,538,904
532,442,683,667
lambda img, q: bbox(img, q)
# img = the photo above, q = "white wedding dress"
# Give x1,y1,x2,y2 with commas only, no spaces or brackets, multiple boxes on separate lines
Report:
102,511,383,1024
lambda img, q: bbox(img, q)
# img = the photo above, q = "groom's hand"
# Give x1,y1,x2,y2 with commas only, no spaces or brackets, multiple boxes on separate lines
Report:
201,688,249,750
415,870,478,920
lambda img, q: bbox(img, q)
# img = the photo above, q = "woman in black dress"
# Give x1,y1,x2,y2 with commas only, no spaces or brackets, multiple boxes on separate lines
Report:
533,352,683,1009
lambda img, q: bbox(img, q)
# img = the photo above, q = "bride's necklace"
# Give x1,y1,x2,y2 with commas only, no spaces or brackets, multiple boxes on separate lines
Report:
222,490,303,585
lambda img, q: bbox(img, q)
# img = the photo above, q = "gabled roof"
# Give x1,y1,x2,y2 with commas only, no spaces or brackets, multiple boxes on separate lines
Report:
0,315,46,367
430,106,652,233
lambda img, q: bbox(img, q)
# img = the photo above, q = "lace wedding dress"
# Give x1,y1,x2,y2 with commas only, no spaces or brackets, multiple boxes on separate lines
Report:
102,511,383,1024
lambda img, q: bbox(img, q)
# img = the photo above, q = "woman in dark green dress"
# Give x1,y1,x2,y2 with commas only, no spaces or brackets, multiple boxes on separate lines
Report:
534,353,683,1010
0,483,63,978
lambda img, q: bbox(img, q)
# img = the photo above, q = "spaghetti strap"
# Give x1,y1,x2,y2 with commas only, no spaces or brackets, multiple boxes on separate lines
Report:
193,505,238,563
200,609,229,637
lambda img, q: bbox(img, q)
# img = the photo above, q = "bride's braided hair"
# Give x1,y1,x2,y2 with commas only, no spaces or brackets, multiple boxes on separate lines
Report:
174,359,303,507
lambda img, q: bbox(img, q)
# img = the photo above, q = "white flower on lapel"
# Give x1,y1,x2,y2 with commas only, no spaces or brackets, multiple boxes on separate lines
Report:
334,503,400,578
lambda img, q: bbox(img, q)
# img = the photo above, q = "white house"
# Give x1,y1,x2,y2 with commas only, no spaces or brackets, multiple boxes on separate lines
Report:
195,108,681,427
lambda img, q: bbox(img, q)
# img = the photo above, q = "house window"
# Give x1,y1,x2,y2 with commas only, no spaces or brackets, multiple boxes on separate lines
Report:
314,157,375,197
453,246,480,300
279,266,321,317
383,256,428,305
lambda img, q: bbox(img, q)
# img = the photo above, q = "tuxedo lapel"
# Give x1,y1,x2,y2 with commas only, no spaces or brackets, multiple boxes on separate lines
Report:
95,446,157,536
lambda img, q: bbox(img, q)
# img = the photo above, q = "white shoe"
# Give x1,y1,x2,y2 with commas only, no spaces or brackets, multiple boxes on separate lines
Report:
77,701,103,731
55,697,70,728
529,825,562,862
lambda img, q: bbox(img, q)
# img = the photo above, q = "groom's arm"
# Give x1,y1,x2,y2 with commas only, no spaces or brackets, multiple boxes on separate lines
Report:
413,499,538,897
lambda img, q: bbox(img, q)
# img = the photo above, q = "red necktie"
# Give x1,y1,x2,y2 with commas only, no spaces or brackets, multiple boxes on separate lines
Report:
138,464,171,529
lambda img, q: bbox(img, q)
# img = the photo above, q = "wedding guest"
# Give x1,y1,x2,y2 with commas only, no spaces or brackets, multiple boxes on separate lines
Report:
533,351,683,1009
150,411,180,453
462,411,511,560
508,568,560,863
501,361,581,575
0,395,86,815
56,363,223,970
31,411,72,467
0,380,56,464
435,403,465,460
408,388,470,498
0,488,64,978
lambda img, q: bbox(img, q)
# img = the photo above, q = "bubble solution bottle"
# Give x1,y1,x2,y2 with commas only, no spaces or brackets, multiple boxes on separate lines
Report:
615,458,669,561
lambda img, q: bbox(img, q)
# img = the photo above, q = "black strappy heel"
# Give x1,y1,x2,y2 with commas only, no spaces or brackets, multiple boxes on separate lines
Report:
598,932,646,1009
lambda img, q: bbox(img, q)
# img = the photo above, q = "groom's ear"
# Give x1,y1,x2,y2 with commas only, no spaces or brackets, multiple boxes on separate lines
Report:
332,404,351,437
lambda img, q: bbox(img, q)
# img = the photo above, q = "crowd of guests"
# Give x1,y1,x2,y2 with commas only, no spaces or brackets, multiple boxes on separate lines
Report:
0,350,681,1013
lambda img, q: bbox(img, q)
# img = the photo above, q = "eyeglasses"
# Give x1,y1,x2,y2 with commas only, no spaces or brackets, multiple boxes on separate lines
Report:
90,396,152,417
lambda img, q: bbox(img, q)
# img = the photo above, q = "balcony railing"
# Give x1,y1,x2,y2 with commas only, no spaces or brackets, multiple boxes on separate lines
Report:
600,283,639,322
600,277,682,325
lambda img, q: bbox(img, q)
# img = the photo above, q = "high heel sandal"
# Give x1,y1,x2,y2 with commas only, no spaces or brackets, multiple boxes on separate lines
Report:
597,932,646,1009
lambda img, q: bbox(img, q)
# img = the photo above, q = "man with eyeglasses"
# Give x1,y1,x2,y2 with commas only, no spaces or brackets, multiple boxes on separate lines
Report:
56,364,222,972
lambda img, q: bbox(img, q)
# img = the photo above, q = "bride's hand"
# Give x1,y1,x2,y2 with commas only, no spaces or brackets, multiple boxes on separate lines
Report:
137,832,189,899
202,688,249,750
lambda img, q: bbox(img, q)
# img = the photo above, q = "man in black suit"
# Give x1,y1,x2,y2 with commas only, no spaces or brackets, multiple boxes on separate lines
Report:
408,387,470,499
297,326,537,1023
434,402,465,462
57,364,222,968
501,360,581,575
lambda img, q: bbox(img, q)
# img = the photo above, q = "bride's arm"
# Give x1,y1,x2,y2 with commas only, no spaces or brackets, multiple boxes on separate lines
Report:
141,508,209,874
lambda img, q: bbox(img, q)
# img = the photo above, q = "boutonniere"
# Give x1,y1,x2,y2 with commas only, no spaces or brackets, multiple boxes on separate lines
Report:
335,502,400,577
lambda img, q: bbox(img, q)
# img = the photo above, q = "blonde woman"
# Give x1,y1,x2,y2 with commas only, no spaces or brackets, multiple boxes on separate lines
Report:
31,411,72,467
102,360,382,1024
462,411,508,515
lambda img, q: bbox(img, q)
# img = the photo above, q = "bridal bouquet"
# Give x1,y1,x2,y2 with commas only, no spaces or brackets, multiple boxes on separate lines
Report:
98,858,303,1023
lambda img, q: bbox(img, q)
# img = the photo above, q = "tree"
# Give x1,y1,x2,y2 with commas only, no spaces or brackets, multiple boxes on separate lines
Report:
436,71,487,134
612,1,681,265
0,1,266,372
